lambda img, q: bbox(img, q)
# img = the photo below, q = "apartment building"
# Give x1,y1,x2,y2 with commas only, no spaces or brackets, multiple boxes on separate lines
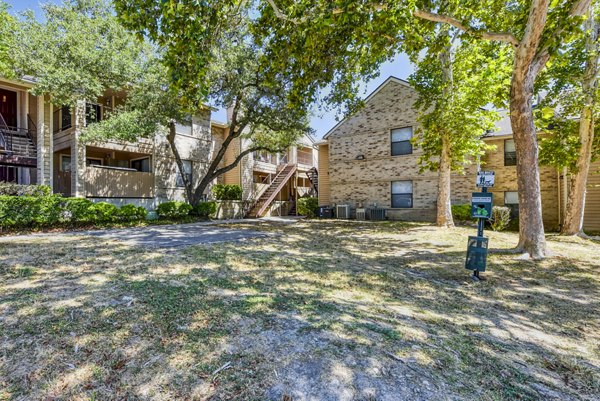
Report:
317,76,600,232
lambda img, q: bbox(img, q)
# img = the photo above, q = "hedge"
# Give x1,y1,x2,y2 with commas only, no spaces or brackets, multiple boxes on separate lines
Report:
212,184,242,200
297,197,319,218
0,182,52,197
0,195,148,230
194,201,217,218
156,201,193,219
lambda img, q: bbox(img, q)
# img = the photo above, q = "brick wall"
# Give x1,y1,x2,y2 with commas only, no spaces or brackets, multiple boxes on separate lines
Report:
326,79,474,221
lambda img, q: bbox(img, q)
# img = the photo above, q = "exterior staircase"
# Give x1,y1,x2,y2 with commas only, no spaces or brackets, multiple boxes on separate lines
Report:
306,167,318,196
0,113,37,160
246,164,297,218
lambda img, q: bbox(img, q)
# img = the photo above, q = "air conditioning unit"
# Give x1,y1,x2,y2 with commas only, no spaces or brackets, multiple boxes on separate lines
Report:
368,207,387,221
336,205,350,219
355,208,366,221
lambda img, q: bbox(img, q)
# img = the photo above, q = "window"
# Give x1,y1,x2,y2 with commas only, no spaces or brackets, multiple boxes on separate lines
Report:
504,191,519,217
60,155,72,172
391,180,413,208
131,157,151,173
61,105,72,131
504,139,517,166
86,158,102,167
176,160,193,187
85,103,102,125
391,127,413,156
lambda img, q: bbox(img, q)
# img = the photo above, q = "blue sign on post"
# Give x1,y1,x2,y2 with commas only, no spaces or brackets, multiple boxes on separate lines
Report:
471,192,493,219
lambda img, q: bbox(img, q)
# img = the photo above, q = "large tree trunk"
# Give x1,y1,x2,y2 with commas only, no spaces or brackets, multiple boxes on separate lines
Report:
437,133,454,227
510,75,547,258
561,9,598,235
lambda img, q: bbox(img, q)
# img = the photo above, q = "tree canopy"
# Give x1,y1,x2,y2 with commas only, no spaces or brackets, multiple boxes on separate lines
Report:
13,0,145,107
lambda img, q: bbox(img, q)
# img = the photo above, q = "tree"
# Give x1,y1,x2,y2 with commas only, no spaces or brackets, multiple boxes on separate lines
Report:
12,0,144,108
537,2,600,235
254,0,590,258
0,2,17,79
409,35,510,227
86,12,311,205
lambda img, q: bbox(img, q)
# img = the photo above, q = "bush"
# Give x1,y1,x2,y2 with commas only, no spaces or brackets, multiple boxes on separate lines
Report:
0,195,63,229
0,183,52,197
194,201,217,218
451,204,473,222
156,201,192,219
490,206,511,231
297,197,319,218
118,204,148,221
62,198,96,224
92,202,119,223
212,184,242,200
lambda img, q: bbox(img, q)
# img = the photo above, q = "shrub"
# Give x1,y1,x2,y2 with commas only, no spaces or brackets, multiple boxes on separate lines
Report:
0,195,62,228
490,206,511,231
297,197,319,218
92,202,119,223
118,204,148,221
451,204,473,222
194,201,217,218
156,201,192,219
0,183,52,197
212,184,242,200
62,198,96,224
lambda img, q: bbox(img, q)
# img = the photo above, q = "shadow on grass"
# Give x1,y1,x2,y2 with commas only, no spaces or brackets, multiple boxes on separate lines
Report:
0,220,598,400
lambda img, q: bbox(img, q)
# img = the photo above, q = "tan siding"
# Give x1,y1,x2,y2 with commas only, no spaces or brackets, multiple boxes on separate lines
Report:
318,144,330,205
84,166,154,198
222,137,241,186
584,161,600,232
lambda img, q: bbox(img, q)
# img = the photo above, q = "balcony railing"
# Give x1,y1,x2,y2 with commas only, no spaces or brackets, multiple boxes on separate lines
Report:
84,165,154,198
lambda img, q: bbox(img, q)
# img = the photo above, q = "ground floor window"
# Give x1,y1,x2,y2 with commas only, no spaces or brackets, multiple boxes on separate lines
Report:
176,160,193,187
504,191,519,217
391,180,413,208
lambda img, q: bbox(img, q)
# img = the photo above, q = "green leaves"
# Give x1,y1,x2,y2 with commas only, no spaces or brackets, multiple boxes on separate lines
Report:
13,0,146,107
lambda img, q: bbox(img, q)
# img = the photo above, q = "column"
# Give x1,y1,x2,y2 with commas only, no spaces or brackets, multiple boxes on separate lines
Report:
71,100,86,197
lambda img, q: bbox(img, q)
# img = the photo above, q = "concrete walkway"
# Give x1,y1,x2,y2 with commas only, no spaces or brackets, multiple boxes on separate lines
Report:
0,220,286,249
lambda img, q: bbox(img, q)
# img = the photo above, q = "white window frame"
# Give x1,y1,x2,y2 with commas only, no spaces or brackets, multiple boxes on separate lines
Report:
391,127,413,156
391,180,413,208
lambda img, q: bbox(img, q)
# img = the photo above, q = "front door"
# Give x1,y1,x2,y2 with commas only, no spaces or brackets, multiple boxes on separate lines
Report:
0,89,18,127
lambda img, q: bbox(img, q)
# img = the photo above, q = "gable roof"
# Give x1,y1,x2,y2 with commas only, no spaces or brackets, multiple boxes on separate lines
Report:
322,76,413,139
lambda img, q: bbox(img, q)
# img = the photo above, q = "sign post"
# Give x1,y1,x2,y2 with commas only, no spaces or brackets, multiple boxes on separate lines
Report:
465,171,495,280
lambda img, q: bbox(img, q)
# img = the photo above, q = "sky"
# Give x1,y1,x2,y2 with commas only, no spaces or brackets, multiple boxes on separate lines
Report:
6,0,415,139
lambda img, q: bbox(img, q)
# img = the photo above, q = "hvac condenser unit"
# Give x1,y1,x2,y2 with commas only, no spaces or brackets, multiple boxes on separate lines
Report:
355,208,366,221
368,207,387,221
336,205,350,219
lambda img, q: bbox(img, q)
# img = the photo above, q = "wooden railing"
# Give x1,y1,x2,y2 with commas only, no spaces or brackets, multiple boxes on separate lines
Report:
84,165,154,198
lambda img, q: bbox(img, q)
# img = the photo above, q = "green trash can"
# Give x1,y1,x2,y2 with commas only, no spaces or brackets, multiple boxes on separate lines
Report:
465,236,488,272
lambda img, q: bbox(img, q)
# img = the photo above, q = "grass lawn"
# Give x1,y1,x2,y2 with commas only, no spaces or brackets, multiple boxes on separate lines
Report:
0,220,599,400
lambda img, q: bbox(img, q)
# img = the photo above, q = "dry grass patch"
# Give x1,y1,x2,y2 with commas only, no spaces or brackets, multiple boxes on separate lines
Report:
1,220,599,400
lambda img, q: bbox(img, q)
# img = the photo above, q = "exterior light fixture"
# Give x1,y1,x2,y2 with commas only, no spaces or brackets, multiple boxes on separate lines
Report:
356,154,365,160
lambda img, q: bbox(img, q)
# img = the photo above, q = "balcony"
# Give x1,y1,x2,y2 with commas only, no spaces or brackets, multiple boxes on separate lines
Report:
84,165,154,198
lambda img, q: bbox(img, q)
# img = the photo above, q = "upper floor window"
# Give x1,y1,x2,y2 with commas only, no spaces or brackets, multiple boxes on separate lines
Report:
176,160,193,187
504,139,517,166
391,127,413,156
131,157,151,173
391,180,413,208
85,103,102,125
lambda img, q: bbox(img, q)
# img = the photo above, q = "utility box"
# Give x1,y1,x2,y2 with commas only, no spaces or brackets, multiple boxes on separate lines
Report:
465,236,488,272
356,208,366,221
471,192,493,219
318,206,334,219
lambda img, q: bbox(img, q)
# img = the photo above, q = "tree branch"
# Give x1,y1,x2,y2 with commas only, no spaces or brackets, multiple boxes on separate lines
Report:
413,9,520,47
265,0,307,24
